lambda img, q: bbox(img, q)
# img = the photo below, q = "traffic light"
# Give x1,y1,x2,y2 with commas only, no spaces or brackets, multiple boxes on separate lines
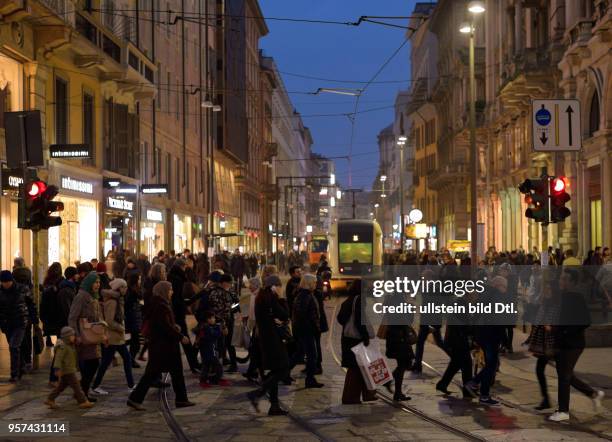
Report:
519,178,549,223
19,179,64,230
550,176,571,223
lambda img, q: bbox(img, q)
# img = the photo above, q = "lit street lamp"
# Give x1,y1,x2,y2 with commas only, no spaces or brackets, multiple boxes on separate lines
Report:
460,0,485,266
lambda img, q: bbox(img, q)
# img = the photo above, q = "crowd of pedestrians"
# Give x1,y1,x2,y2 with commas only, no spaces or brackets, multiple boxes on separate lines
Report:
0,244,609,423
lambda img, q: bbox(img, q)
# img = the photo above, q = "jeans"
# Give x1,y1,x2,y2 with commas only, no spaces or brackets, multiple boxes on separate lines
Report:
438,346,473,390
5,327,26,378
472,339,499,397
79,358,100,397
292,334,318,381
555,347,595,412
128,331,141,360
129,360,188,404
414,325,445,369
93,344,135,389
200,354,223,384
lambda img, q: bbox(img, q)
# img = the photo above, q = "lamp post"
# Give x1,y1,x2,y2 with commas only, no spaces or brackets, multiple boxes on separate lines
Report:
397,135,407,250
460,0,485,266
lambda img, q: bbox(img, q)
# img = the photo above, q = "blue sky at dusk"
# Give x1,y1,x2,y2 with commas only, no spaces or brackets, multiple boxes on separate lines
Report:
260,1,417,189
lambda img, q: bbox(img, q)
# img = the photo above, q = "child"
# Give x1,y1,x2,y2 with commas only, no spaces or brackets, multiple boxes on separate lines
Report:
45,327,94,409
198,311,230,388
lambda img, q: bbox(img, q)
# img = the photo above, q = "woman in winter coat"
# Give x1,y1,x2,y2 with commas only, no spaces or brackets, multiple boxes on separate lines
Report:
91,278,135,394
40,262,63,346
247,275,290,416
124,273,143,367
67,272,103,401
337,280,376,404
313,277,329,374
127,281,194,411
291,274,324,388
139,263,166,361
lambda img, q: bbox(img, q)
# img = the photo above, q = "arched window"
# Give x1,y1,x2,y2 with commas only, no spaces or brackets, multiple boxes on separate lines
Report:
589,92,600,137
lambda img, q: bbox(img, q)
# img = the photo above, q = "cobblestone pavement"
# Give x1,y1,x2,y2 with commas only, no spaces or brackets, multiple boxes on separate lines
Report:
0,295,610,441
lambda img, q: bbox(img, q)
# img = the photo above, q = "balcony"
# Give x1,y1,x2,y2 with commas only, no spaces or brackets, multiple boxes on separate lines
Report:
427,163,468,191
563,19,595,64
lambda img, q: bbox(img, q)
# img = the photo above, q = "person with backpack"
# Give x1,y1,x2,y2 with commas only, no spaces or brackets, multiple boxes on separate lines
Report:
91,278,135,395
40,263,64,347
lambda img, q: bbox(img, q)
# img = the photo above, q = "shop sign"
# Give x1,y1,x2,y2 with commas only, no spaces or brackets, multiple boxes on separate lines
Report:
107,196,134,212
146,209,163,222
61,176,93,194
50,144,91,159
1,169,24,191
141,184,168,194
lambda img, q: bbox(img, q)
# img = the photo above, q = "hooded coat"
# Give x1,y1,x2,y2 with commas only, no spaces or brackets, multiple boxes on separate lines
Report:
68,272,102,360
101,289,126,345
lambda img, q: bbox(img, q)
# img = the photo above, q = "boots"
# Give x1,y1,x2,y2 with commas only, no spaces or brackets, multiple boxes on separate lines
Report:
268,403,288,416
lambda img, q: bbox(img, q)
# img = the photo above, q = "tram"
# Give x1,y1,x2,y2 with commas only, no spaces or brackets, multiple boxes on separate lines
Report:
328,219,383,291
307,234,329,265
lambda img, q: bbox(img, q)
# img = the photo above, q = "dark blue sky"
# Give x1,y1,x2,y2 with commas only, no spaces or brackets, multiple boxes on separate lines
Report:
260,1,416,189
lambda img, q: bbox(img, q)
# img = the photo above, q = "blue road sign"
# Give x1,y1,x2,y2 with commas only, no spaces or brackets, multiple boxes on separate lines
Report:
535,105,551,126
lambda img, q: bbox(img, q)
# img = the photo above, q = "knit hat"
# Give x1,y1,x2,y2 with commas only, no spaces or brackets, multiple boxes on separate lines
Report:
109,278,127,292
263,275,282,288
64,266,78,280
0,270,14,282
96,262,107,273
80,271,100,297
209,270,223,283
152,280,173,299
60,326,75,339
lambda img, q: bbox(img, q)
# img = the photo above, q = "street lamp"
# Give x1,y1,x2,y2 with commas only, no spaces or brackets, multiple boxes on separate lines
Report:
460,1,485,267
374,203,380,208
380,175,387,182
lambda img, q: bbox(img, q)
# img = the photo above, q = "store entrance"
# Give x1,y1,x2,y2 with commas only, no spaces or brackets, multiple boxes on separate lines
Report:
104,217,124,257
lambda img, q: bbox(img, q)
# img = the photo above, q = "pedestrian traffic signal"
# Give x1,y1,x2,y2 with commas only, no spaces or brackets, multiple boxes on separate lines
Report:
550,176,571,223
519,178,549,223
19,179,64,230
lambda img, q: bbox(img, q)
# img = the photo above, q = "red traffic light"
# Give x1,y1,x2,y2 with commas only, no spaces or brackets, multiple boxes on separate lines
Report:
552,177,567,193
26,180,47,198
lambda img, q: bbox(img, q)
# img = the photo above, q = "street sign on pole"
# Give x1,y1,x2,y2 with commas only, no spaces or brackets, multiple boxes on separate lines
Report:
532,99,581,152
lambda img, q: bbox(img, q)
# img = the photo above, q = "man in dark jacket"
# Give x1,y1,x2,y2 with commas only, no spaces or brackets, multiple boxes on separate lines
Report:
549,268,603,422
167,259,199,372
0,271,30,381
12,262,37,372
285,266,302,313
230,250,246,293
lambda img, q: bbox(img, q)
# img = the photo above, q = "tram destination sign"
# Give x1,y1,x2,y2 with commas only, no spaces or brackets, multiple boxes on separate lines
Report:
50,144,92,159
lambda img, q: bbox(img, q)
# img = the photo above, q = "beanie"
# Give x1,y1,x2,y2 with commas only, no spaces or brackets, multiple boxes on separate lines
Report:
96,262,107,273
60,326,75,339
263,275,282,288
80,271,100,297
64,266,78,280
0,270,14,283
109,278,127,292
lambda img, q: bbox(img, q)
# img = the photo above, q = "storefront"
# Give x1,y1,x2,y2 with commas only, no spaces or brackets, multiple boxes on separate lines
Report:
192,216,205,254
140,207,165,259
1,168,32,269
47,171,101,269
103,193,136,258
213,212,240,252
173,213,192,253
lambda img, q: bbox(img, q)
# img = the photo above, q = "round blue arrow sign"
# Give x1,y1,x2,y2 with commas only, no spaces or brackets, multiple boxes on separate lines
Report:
535,106,551,126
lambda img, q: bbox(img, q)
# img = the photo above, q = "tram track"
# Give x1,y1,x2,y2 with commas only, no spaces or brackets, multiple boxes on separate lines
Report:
327,301,487,442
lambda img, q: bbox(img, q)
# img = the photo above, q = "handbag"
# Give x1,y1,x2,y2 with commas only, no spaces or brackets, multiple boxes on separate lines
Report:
406,326,418,345
33,325,45,355
343,296,375,339
79,318,108,345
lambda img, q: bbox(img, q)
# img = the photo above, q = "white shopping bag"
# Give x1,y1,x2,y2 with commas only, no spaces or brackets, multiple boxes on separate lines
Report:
351,339,392,390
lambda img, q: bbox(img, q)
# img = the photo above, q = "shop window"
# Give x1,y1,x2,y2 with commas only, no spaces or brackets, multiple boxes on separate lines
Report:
55,77,68,144
590,199,602,248
588,92,600,137
83,92,94,166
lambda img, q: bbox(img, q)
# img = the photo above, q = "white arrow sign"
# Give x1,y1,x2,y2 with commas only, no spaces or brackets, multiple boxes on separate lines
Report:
532,99,581,152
